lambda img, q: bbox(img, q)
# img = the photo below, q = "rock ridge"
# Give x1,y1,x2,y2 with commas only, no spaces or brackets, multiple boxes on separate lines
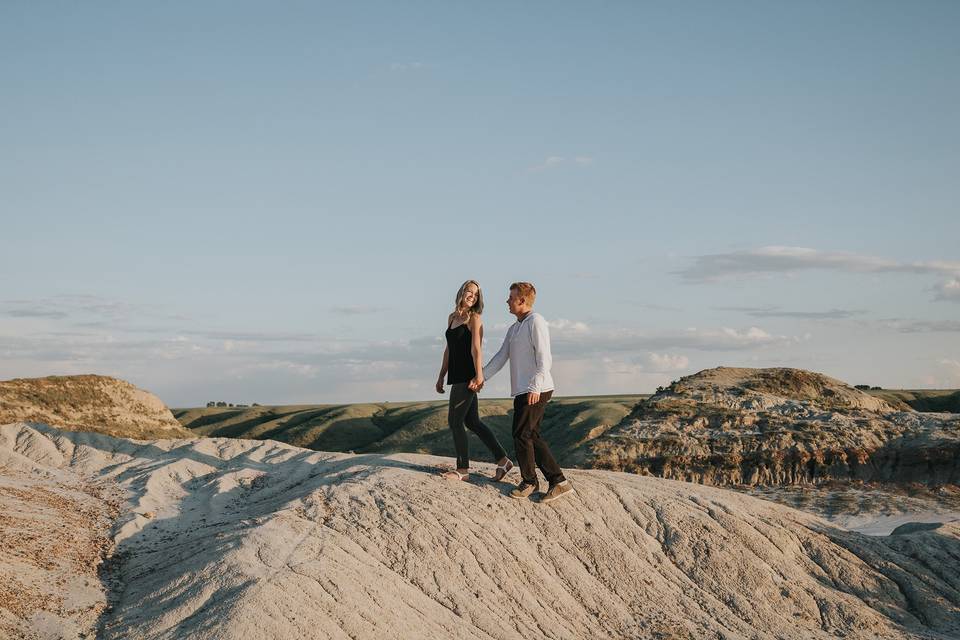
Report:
0,375,191,440
590,367,960,487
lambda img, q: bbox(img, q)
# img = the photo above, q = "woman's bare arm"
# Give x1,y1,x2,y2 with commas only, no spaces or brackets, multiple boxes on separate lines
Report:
436,314,452,393
468,315,484,390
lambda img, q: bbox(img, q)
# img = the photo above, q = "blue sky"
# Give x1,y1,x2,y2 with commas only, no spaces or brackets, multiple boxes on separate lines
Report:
2,1,958,406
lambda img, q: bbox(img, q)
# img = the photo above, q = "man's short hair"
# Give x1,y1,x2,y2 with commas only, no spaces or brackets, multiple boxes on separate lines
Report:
510,281,537,306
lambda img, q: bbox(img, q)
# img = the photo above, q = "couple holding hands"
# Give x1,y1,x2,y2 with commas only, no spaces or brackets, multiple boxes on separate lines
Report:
435,280,573,503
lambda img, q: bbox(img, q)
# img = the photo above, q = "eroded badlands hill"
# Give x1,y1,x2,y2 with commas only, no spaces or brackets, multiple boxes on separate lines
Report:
589,367,960,486
0,375,192,439
1,422,958,639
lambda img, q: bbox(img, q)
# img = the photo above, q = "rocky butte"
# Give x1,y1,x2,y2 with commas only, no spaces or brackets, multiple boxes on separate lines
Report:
0,375,193,440
589,367,960,487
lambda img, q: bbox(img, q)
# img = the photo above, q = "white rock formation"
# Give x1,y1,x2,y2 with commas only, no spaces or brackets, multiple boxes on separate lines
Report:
1,422,958,639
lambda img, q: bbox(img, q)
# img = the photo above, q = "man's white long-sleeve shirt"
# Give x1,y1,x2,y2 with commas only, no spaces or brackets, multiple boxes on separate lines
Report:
482,312,554,397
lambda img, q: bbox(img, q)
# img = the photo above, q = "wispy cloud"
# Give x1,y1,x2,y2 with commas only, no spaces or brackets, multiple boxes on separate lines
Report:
677,246,960,283
1,294,181,324
181,330,319,343
677,246,960,303
878,319,960,333
7,308,69,319
717,305,865,320
527,155,595,172
934,277,960,303
330,305,388,316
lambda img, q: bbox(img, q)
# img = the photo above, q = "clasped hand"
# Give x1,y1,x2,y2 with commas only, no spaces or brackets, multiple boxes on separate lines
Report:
468,376,484,392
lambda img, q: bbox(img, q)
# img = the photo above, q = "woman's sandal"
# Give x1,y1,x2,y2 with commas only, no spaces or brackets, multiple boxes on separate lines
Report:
441,469,469,481
492,460,514,482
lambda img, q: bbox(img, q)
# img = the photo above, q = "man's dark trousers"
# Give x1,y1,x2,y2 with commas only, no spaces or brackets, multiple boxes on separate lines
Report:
512,391,565,486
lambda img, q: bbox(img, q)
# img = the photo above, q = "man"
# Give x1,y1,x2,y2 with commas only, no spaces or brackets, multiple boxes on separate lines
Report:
474,282,573,503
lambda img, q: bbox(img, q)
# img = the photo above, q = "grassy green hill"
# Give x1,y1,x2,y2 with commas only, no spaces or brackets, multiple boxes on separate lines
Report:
867,389,960,413
174,395,647,467
174,388,958,469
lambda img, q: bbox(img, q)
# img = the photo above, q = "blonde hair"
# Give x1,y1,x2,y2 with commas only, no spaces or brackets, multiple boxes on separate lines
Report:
454,280,484,317
510,281,537,306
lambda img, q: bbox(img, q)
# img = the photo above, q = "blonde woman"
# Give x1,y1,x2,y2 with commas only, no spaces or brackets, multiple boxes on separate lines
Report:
435,280,513,482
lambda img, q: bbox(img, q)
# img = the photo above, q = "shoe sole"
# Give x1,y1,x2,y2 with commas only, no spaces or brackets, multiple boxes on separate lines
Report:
510,492,535,500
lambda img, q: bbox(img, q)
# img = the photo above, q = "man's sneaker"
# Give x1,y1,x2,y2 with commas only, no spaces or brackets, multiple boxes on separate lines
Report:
540,480,574,504
509,481,540,500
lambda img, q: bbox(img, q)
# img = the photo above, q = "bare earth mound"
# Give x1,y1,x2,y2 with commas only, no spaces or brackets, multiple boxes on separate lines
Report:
0,459,120,639
1,423,958,639
0,375,192,439
591,367,960,487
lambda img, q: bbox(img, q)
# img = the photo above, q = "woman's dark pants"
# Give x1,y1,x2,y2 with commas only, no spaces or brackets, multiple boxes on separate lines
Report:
448,383,508,469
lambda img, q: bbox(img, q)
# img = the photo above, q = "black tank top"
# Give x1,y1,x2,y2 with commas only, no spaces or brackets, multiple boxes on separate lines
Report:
445,320,476,384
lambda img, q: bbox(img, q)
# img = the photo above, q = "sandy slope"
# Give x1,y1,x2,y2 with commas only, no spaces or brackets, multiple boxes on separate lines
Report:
1,423,959,640
0,376,192,439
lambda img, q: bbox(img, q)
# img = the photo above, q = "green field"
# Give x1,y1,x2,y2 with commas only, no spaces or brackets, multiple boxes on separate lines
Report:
174,388,958,467
174,395,647,467
867,389,960,413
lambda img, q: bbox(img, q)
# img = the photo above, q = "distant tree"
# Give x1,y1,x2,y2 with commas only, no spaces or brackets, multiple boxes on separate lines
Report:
236,404,248,408
206,401,215,407
871,386,883,390
854,385,871,390
252,403,260,407
228,403,234,407
655,386,665,394
216,401,227,407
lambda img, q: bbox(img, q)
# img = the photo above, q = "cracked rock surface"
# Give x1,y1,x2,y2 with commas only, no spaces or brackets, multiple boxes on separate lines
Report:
1,422,958,640
590,367,960,487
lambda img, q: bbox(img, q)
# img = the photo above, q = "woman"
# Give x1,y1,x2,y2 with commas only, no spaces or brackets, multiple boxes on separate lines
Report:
435,279,513,482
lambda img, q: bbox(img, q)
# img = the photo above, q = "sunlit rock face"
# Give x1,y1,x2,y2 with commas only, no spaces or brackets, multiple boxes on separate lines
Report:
1,422,959,640
0,375,192,439
590,367,960,487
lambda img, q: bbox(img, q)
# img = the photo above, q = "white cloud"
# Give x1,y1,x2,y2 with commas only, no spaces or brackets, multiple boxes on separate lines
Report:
934,278,960,303
551,325,800,357
547,318,591,336
727,326,769,340
551,357,675,396
646,353,690,372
